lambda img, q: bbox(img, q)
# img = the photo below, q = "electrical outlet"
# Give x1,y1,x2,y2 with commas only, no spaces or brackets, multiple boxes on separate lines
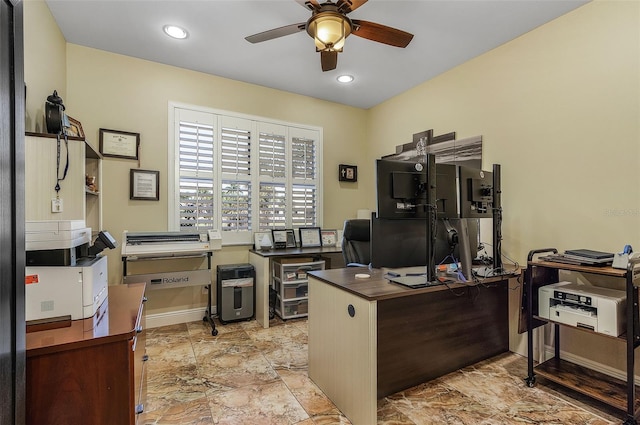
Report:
51,198,63,213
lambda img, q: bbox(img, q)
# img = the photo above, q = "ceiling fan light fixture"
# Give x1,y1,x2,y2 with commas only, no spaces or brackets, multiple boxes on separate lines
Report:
163,25,188,39
307,12,351,51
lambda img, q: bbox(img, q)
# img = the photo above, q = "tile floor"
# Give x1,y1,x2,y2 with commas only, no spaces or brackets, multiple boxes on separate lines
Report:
139,317,623,425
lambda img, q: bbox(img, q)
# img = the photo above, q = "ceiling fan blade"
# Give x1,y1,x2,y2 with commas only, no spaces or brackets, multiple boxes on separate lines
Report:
336,0,367,14
245,23,306,44
351,20,414,48
295,0,321,11
321,50,338,72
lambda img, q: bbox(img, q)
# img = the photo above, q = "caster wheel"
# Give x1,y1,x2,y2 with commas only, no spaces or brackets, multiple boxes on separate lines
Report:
212,329,218,336
203,316,207,322
525,377,536,388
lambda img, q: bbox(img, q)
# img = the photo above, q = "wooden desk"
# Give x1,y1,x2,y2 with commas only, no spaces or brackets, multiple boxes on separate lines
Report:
249,247,343,328
308,268,513,425
26,283,147,425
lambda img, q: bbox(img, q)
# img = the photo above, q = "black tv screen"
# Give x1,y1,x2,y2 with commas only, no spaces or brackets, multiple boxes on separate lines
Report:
376,159,458,219
370,216,479,269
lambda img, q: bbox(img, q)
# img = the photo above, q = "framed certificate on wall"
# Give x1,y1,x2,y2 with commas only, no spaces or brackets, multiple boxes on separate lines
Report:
130,169,159,200
100,128,140,160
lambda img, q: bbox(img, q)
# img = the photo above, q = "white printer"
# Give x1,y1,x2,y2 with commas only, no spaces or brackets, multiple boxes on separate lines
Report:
538,281,626,337
25,220,116,324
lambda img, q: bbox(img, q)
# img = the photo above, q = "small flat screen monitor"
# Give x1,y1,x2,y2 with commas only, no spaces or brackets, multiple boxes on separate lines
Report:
459,166,493,218
376,159,458,219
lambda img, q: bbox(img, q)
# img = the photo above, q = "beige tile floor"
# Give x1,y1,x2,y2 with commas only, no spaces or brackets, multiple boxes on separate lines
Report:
139,317,623,425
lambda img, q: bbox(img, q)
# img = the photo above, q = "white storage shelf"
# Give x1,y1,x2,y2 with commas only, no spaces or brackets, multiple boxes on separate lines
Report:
25,133,102,236
272,259,324,320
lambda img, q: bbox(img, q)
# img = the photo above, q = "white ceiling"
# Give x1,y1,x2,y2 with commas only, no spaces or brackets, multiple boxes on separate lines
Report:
45,0,588,109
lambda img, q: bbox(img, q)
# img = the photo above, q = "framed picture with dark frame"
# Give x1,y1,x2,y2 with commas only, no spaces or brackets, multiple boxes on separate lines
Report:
339,164,357,182
299,227,322,248
285,229,296,248
65,116,85,138
271,229,296,249
271,229,287,249
130,169,159,201
100,128,140,160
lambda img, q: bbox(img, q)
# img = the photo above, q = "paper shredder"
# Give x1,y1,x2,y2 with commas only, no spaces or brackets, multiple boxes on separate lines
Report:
216,263,255,324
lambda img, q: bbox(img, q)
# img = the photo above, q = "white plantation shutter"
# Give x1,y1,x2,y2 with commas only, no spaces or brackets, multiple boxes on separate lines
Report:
221,180,251,231
219,117,253,239
169,104,322,245
259,183,287,230
177,118,215,230
291,184,316,227
220,126,251,175
291,137,316,180
259,132,286,178
290,131,319,227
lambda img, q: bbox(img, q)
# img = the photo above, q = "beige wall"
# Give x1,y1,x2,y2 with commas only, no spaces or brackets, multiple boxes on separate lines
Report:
368,0,639,366
369,0,639,261
23,0,66,133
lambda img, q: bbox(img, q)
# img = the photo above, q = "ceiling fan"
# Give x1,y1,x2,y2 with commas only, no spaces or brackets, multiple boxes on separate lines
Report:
245,0,414,72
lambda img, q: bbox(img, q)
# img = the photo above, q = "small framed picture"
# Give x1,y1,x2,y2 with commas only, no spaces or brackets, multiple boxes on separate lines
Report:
321,229,338,247
271,229,287,249
100,128,140,160
130,169,159,201
254,231,273,250
65,116,85,138
339,164,357,182
285,229,296,248
299,227,322,248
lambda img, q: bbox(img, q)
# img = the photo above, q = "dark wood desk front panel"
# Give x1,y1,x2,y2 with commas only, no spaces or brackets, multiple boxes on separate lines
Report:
309,268,511,399
376,283,508,397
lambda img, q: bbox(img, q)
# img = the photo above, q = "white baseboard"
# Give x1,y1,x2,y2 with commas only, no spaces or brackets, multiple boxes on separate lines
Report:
146,306,217,329
544,344,640,383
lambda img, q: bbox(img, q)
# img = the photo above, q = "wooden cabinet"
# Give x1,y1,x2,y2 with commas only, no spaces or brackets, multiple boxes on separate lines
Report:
272,258,324,319
524,250,640,425
26,283,147,425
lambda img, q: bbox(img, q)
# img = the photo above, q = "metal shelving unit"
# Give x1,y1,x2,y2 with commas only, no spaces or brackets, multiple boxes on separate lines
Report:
524,248,640,425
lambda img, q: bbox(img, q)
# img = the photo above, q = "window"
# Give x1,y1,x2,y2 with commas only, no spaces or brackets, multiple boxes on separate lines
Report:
169,103,322,245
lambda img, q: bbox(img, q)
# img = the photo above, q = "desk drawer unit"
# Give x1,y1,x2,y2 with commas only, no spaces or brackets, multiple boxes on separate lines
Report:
272,259,324,319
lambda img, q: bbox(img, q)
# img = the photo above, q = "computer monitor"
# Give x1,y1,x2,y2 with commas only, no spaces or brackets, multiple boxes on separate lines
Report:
376,159,458,220
459,165,493,218
370,216,479,273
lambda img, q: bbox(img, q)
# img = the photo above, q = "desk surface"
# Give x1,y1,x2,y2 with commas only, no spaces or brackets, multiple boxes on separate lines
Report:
250,246,342,258
309,266,518,302
26,282,146,356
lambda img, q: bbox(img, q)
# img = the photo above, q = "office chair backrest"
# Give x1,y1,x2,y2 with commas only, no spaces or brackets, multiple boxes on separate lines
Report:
342,219,371,266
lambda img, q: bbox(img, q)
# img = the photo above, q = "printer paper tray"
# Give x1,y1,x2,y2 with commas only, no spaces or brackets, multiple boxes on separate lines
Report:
532,315,625,340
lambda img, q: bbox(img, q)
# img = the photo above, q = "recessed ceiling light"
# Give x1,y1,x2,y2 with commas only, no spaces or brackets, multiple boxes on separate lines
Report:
337,75,354,83
163,25,188,39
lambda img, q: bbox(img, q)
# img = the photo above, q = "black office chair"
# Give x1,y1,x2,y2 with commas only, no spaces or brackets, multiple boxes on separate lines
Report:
342,219,371,267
